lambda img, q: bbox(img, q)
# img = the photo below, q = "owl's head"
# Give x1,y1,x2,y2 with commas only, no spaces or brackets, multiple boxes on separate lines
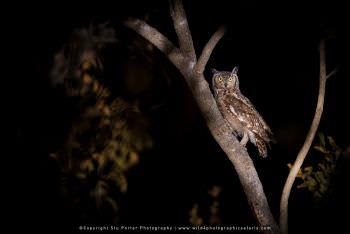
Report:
212,67,239,91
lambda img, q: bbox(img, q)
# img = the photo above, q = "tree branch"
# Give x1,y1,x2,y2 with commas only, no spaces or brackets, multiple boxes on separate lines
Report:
195,26,226,74
169,0,197,62
189,73,280,234
123,17,182,69
124,1,280,233
280,39,328,234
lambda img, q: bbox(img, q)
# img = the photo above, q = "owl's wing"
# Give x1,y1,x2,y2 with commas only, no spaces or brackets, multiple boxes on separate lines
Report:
222,92,274,142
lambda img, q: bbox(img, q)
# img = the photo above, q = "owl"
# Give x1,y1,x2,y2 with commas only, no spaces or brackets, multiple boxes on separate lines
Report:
212,67,275,157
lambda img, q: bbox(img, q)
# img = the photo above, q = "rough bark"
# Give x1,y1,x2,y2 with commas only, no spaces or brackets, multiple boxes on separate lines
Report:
124,1,280,233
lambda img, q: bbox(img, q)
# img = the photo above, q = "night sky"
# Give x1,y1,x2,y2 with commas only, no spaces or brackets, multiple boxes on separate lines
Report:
13,0,350,233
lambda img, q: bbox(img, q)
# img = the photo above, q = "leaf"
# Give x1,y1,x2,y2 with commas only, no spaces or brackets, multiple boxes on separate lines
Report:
314,171,326,184
113,171,128,193
335,149,342,159
319,183,328,194
93,180,109,198
92,80,99,93
297,183,308,189
318,132,326,148
327,136,340,151
303,166,313,174
305,177,317,191
49,153,58,160
80,159,95,172
316,162,324,171
324,153,334,163
208,186,221,198
314,145,328,153
94,153,107,169
76,172,87,179
105,196,118,212
127,152,139,168
189,203,203,226
83,74,93,84
297,170,304,178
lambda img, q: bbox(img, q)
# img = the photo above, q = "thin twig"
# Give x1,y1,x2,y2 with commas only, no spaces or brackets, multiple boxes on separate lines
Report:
326,68,338,79
280,39,328,234
195,26,226,74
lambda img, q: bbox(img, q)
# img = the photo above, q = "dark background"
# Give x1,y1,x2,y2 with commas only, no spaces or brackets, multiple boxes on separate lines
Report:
13,0,350,233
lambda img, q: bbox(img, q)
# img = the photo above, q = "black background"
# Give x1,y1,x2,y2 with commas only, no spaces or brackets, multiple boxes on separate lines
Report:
12,0,350,233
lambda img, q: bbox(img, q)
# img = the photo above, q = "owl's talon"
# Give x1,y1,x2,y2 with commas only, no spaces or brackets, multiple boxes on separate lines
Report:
240,132,249,146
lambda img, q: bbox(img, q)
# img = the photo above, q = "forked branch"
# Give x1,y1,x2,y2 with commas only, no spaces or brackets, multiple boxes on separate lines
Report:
124,0,280,233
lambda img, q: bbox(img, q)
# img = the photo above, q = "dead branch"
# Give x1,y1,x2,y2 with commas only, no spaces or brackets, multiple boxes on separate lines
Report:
124,0,280,233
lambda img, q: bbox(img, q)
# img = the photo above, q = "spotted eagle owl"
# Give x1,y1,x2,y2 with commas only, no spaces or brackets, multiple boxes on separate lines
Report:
212,67,275,157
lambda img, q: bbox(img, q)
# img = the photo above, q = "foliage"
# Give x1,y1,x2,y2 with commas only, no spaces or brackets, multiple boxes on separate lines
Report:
49,24,153,223
189,185,222,230
289,132,342,201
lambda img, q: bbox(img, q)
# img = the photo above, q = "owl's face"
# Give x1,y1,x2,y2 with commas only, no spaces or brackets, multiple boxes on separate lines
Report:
212,67,239,91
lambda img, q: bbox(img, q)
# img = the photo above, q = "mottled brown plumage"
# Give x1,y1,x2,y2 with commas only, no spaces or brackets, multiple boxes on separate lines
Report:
212,67,275,157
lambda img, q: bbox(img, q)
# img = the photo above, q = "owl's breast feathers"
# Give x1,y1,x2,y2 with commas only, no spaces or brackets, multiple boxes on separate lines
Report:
218,91,275,157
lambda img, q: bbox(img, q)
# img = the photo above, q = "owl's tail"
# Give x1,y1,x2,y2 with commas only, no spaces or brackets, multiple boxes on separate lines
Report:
256,137,268,158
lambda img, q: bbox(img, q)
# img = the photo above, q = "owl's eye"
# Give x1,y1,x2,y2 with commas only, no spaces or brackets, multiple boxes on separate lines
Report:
218,77,223,82
228,77,233,82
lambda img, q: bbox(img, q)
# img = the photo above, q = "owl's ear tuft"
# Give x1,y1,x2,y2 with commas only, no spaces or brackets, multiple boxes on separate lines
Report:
211,68,219,74
232,66,239,75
